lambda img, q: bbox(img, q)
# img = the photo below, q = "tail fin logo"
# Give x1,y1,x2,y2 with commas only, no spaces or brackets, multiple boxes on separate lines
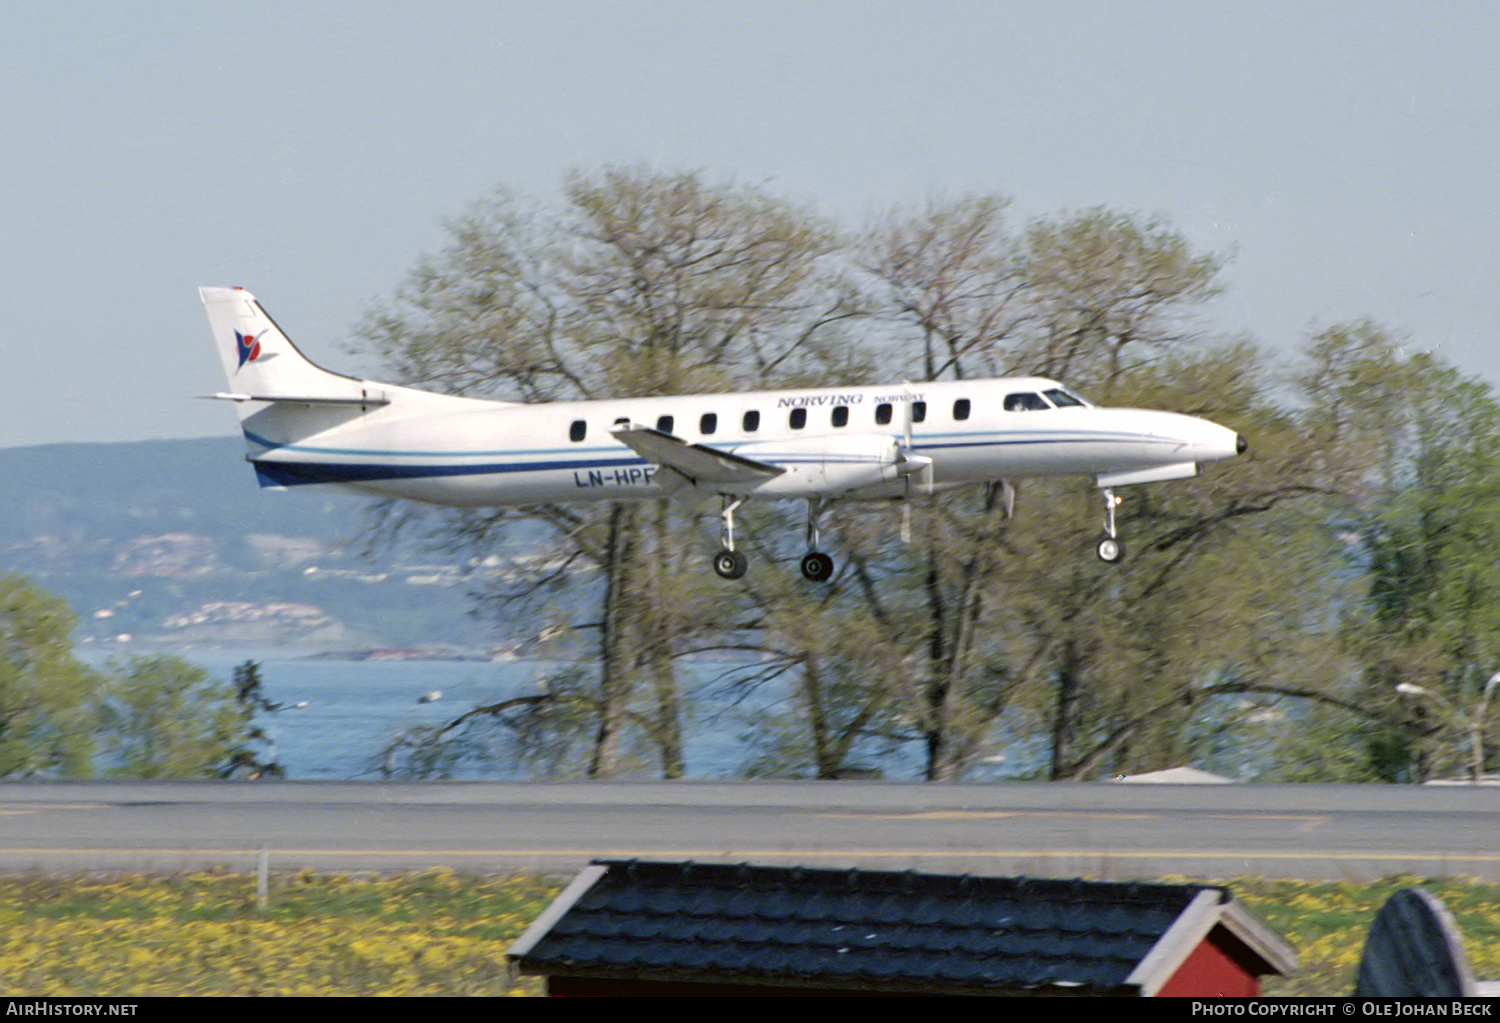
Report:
236,330,266,369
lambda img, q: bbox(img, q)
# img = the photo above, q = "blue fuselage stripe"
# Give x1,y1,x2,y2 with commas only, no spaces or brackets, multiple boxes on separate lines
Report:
253,454,646,484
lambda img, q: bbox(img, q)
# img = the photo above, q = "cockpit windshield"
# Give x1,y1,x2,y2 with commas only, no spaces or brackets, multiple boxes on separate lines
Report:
1004,388,1094,412
1004,392,1049,412
1044,388,1091,408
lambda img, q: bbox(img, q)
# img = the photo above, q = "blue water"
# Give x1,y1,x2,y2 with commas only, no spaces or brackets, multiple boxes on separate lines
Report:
90,651,773,780
79,648,951,780
213,654,550,780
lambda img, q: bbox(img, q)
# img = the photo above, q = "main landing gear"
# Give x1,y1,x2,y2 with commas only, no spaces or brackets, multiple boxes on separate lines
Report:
713,497,748,579
799,499,833,581
713,548,748,579
1096,488,1124,563
799,551,834,581
711,496,837,582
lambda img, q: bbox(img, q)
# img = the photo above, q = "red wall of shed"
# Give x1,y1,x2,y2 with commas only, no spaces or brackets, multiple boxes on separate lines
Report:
1155,932,1262,998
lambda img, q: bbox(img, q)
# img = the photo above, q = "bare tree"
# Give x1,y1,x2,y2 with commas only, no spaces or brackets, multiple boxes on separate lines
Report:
359,167,859,778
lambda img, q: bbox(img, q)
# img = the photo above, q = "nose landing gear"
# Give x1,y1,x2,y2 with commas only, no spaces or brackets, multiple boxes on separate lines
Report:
1097,488,1124,563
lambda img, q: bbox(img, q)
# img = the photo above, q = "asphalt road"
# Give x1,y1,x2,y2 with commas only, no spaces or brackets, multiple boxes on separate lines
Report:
0,780,1496,880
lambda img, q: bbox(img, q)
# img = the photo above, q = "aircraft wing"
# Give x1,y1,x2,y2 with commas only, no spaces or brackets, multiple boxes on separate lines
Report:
611,424,784,487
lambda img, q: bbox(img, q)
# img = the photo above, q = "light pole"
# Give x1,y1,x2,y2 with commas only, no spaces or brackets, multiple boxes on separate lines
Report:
1479,671,1500,782
1395,671,1499,783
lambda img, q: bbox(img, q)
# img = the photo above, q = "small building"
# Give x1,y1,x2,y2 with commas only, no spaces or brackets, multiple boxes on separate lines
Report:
508,860,1296,997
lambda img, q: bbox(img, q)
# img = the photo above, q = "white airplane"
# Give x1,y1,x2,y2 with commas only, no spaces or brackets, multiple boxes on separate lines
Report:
201,286,1246,579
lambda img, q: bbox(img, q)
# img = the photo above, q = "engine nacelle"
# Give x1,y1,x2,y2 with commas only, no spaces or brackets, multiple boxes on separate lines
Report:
733,433,904,497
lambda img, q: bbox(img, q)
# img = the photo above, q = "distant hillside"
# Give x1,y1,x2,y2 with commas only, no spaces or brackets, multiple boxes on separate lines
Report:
0,437,540,653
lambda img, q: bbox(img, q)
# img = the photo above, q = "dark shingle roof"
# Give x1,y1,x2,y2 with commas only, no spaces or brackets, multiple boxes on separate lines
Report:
509,860,1239,995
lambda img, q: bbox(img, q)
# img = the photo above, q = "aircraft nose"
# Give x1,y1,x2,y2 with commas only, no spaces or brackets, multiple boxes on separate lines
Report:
1184,419,1243,463
1135,411,1243,463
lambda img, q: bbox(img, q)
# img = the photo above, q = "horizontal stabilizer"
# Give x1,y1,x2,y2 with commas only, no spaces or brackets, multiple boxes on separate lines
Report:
208,391,391,407
611,424,784,486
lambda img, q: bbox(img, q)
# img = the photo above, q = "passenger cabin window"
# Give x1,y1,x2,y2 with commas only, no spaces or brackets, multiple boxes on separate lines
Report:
832,406,849,427
743,410,760,432
700,412,718,435
875,403,893,426
656,414,674,434
789,408,807,430
569,420,587,442
912,401,927,423
1004,392,1050,412
953,398,971,421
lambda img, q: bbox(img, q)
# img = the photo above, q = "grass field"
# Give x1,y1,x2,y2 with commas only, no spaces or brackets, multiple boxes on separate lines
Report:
1235,876,1500,997
1,870,1496,996
0,870,562,997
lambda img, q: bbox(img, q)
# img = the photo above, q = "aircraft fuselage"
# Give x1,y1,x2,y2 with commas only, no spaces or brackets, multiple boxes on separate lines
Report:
242,379,1241,507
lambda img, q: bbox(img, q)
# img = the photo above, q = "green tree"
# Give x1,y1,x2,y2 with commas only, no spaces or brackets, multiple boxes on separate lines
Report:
0,574,98,777
848,194,1029,780
223,660,285,779
732,546,917,779
1026,342,1355,780
1340,342,1500,780
1043,326,1500,784
100,655,245,778
1017,208,1226,390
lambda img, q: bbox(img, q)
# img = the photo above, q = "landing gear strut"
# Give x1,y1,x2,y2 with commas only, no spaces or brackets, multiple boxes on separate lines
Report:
713,497,747,579
1096,488,1124,563
800,499,834,582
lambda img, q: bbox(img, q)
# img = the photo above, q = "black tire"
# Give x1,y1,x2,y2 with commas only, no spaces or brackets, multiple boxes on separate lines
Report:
1096,536,1123,563
800,551,834,581
713,549,748,579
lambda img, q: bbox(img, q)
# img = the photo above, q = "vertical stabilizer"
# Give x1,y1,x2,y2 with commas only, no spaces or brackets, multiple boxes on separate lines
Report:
200,286,370,404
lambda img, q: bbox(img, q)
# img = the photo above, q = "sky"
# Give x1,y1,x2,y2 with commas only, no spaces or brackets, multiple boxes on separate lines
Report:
4,1,1497,449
